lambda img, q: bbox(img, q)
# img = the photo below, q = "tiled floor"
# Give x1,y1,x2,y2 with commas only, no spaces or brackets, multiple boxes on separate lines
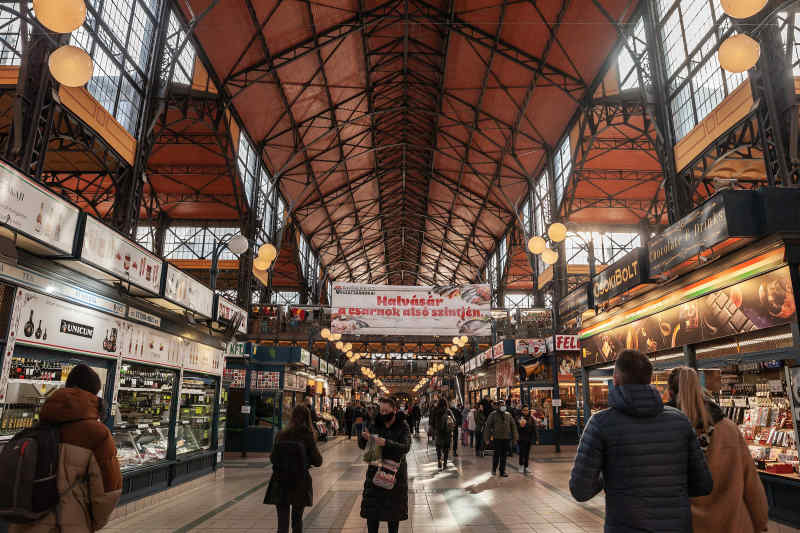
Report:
107,430,800,533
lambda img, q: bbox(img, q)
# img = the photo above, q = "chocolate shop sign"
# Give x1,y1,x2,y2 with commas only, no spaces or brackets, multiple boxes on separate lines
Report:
592,247,648,307
648,190,758,280
559,283,590,322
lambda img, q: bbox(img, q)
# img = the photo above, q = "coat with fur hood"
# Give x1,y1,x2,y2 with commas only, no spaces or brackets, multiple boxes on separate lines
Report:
10,387,122,533
685,400,769,533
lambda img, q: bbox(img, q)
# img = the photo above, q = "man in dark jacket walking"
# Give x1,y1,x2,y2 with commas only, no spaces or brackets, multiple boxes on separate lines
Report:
451,402,463,457
569,350,713,532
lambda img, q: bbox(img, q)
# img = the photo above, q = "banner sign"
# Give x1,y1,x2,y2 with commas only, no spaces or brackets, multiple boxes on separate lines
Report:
183,342,224,375
330,283,491,336
515,338,546,356
546,335,580,352
492,342,504,359
14,289,124,359
163,264,213,318
225,341,249,358
120,321,183,368
559,284,590,322
593,247,649,307
580,266,795,366
0,160,79,255
127,306,161,328
496,358,515,388
647,190,757,280
215,295,248,334
311,355,320,370
300,349,311,366
80,217,163,295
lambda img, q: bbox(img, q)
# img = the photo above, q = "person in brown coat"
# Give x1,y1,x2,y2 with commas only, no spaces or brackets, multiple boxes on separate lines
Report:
11,363,122,533
264,404,323,533
668,367,769,533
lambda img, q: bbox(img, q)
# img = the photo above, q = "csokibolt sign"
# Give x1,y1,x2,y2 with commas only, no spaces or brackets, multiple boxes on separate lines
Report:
592,247,649,307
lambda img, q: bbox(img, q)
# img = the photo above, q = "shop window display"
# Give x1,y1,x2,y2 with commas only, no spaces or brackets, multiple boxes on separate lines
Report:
177,374,217,454
112,362,176,470
1,354,108,436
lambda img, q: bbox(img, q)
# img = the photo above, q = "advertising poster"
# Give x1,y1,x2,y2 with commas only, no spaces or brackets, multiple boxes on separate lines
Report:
331,283,491,336
13,289,123,358
81,217,162,294
216,296,248,334
592,247,649,306
164,265,213,318
581,266,796,366
496,358,515,388
0,160,79,254
515,338,546,356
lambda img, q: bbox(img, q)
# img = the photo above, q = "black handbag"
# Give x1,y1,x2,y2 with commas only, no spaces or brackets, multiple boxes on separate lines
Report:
263,475,282,505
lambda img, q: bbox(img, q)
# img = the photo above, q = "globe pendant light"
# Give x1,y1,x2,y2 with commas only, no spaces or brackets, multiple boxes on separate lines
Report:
542,248,559,265
528,236,546,254
452,336,459,346
320,328,331,339
48,45,93,87
335,341,344,350
720,0,767,19
718,34,760,73
227,234,249,255
33,0,87,34
258,243,277,260
547,222,567,243
460,335,468,345
253,257,269,271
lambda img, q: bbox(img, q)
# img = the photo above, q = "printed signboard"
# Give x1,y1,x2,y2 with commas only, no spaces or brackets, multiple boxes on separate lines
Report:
331,283,491,336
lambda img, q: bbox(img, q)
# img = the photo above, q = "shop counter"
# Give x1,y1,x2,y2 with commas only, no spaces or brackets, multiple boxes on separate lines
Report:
760,471,800,528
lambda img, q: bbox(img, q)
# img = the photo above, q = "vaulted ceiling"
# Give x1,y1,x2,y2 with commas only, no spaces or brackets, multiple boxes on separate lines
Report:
178,0,642,284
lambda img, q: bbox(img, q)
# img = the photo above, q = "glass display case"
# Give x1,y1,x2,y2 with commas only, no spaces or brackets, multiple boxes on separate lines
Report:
113,362,177,470
1,353,109,437
177,374,217,454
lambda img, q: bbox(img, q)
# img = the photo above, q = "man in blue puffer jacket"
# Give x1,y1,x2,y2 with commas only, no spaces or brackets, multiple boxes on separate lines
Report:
569,350,713,532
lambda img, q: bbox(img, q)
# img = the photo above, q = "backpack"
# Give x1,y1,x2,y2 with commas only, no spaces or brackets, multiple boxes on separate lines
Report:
272,440,308,483
0,423,62,523
437,410,455,436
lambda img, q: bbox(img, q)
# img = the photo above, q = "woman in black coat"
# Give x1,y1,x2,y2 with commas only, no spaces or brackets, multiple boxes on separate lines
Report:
358,398,412,533
516,405,536,474
265,405,323,533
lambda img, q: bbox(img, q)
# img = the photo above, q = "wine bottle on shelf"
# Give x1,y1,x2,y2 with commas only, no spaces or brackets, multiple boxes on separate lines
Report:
24,311,34,337
35,321,42,339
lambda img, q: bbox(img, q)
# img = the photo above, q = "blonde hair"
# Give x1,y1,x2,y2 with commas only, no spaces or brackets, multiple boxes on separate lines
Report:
669,367,711,433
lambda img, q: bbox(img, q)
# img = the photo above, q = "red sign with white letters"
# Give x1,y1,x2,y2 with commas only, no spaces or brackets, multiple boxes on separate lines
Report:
549,334,580,351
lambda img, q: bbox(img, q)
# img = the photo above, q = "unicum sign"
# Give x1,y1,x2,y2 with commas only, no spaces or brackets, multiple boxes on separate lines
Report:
592,247,650,308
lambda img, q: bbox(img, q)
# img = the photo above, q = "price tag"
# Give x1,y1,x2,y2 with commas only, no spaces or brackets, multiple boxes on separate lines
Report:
138,424,147,429
552,399,562,407
734,398,749,408
241,405,251,414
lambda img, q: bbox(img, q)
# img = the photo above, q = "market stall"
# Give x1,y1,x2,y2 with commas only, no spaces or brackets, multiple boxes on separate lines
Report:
579,189,800,527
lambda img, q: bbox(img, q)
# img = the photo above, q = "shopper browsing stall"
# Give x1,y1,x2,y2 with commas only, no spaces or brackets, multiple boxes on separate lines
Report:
569,350,713,532
667,367,768,533
265,405,323,533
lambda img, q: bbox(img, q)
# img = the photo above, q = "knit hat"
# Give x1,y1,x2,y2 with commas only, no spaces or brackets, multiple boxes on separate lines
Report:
65,363,102,395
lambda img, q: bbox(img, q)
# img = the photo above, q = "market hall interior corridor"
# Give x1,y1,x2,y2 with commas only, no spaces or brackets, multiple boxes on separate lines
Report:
104,432,799,533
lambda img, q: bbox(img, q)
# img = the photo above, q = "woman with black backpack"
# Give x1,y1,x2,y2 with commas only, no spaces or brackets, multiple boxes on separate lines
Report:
265,405,323,533
430,399,454,470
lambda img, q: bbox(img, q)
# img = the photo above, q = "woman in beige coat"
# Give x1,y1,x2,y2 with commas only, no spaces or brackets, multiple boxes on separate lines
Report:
668,367,768,533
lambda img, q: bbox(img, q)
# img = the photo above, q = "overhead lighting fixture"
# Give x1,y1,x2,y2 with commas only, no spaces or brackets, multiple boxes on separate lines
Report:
336,341,344,350
451,336,459,346
718,33,760,73
321,328,331,339
720,0,767,19
33,0,86,34
547,222,567,243
527,236,546,255
258,243,277,261
48,45,93,87
542,247,559,265
227,234,250,255
253,257,269,271
460,335,468,345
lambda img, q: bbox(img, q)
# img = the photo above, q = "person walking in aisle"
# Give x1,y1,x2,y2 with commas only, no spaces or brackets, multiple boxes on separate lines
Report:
406,402,417,437
411,403,422,435
483,400,518,477
9,364,122,533
264,405,323,533
359,398,412,533
474,400,489,456
667,367,768,533
516,405,536,474
451,401,463,457
466,404,477,449
345,403,355,440
430,399,455,470
569,350,713,532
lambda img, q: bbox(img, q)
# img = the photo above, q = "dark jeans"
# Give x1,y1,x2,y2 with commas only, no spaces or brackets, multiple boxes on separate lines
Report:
436,445,450,466
519,440,531,468
468,430,474,447
345,422,353,439
492,439,510,474
368,519,399,533
475,430,483,455
415,419,421,433
277,504,304,533
452,428,459,454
